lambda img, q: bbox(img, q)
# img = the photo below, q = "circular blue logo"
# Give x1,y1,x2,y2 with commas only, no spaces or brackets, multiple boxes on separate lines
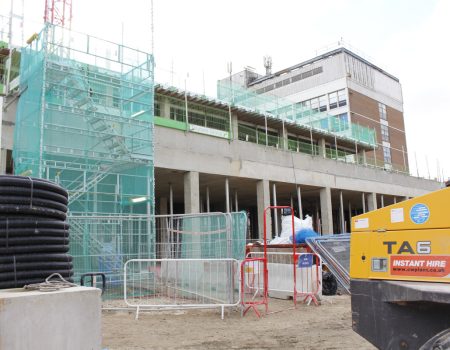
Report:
410,203,430,224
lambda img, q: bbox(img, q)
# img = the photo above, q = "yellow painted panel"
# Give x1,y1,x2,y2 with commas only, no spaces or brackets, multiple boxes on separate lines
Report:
351,187,450,232
350,229,450,283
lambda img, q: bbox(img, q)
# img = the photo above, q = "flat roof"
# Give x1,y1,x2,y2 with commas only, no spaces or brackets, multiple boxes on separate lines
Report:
249,47,399,86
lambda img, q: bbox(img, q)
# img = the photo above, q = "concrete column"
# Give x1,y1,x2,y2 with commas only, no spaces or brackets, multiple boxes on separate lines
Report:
381,194,384,208
362,193,366,213
206,186,210,213
159,197,168,215
234,189,238,212
169,183,174,215
161,96,170,118
320,187,333,234
394,196,397,204
231,112,239,140
281,121,288,150
339,190,345,233
367,192,377,212
272,183,278,237
297,185,303,219
319,138,327,158
184,171,199,213
257,179,271,241
348,201,352,228
225,178,230,212
0,149,7,174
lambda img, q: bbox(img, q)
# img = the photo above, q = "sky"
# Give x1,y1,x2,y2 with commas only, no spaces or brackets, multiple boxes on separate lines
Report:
2,0,449,181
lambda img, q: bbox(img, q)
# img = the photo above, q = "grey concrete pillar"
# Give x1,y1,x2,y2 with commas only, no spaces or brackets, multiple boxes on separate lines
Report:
169,183,174,215
206,186,210,213
225,178,230,213
184,171,199,213
272,183,278,237
320,187,333,234
394,196,397,204
0,149,7,175
319,138,327,158
159,197,168,215
234,189,238,212
231,112,239,140
257,179,271,241
380,194,384,208
281,121,288,150
160,96,170,118
297,185,303,219
367,192,377,212
362,193,366,213
339,190,345,233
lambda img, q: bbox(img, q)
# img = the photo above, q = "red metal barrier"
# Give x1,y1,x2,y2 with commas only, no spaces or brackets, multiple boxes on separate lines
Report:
240,257,267,317
293,252,321,306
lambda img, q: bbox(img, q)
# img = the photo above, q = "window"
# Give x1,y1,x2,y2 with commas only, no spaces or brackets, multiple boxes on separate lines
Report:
170,107,186,122
319,95,327,112
337,89,347,107
329,92,338,109
383,146,392,164
310,97,319,113
337,113,349,131
381,124,389,142
154,102,161,117
379,103,387,120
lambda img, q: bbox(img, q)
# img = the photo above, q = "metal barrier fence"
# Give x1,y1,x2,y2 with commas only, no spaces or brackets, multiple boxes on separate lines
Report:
69,212,247,300
124,258,240,319
246,252,322,306
240,257,268,317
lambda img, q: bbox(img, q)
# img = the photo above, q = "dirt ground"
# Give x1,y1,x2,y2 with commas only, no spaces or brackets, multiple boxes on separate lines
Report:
102,295,375,350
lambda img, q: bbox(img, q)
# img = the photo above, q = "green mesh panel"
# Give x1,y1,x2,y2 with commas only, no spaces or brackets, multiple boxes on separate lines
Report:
14,24,155,298
217,81,376,147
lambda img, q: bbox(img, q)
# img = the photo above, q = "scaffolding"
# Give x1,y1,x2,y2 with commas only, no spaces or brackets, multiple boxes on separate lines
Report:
13,24,155,294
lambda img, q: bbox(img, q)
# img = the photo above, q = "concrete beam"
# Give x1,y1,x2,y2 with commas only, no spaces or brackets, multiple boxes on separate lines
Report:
367,192,377,212
257,179,271,240
155,127,440,197
184,171,199,213
320,187,333,234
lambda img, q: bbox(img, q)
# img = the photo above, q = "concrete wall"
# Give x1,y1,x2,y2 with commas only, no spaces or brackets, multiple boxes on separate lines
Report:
0,287,101,350
155,126,440,197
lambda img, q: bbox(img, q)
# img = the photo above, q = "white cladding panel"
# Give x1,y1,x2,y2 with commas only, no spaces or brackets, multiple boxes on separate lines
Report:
252,54,347,99
250,51,403,111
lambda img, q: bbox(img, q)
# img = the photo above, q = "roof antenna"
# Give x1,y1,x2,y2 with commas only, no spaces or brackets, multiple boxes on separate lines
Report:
263,55,272,75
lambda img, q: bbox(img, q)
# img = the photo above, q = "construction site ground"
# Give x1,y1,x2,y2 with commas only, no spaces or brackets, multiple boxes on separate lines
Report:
102,295,375,349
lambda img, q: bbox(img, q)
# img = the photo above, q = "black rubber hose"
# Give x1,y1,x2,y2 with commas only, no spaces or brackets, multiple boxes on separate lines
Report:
0,228,69,238
0,205,67,220
0,218,70,230
0,196,68,212
0,275,74,289
0,253,73,264
0,186,68,205
0,261,73,273
0,244,69,254
0,236,70,246
0,269,74,281
0,176,68,198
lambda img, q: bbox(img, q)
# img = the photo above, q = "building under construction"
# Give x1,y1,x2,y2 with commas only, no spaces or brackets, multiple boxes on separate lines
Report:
0,18,442,295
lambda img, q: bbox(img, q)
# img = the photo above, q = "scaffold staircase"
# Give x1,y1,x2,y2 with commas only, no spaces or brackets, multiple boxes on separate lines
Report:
47,60,131,158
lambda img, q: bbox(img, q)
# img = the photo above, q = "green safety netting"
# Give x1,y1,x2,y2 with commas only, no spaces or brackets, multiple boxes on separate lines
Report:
217,80,376,146
13,24,156,298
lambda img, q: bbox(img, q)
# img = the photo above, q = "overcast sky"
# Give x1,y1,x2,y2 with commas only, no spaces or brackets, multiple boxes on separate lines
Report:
2,0,450,181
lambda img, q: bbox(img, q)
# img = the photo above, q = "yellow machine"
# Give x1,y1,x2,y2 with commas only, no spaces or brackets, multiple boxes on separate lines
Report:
350,187,450,349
